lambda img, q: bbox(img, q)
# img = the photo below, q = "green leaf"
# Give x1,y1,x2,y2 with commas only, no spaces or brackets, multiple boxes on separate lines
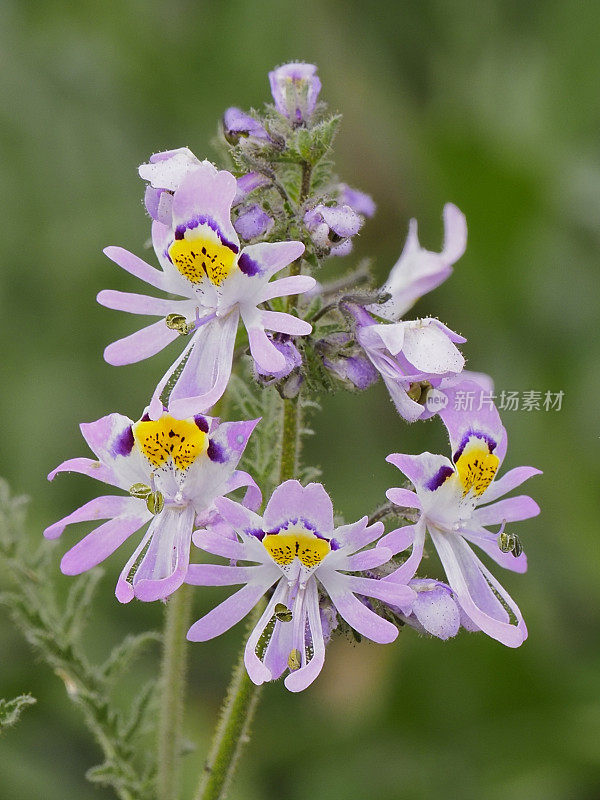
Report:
0,695,36,733
100,631,162,684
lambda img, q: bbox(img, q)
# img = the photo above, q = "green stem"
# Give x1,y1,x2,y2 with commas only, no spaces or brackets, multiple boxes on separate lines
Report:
157,583,193,800
280,396,301,483
195,604,265,800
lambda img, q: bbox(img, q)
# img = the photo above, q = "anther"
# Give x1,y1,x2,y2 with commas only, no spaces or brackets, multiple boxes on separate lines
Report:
288,649,301,671
274,603,293,623
165,314,193,335
129,483,152,499
146,490,164,515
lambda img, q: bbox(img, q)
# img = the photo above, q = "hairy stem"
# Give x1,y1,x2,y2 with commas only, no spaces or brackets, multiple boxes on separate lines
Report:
279,396,301,483
157,583,193,800
195,604,265,800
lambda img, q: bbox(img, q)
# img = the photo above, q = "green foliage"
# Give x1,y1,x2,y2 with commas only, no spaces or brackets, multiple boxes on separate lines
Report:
0,694,36,734
0,479,160,800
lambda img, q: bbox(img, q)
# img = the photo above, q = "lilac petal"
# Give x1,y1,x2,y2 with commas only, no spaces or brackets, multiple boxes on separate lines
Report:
222,470,262,512
186,564,266,586
258,275,316,302
345,575,416,610
104,319,179,366
138,147,201,190
386,487,421,509
345,547,393,571
483,467,542,504
263,481,334,534
133,506,195,602
48,457,119,488
285,579,326,692
431,530,526,647
411,585,461,639
115,527,153,603
171,163,239,249
402,321,465,374
386,452,454,494
103,246,171,292
97,289,185,317
269,62,321,120
239,241,305,278
246,324,287,373
213,496,263,535
60,514,148,576
320,572,398,644
382,518,427,581
234,172,270,204
338,184,376,218
263,617,294,681
333,518,383,553
473,495,541,526
462,529,528,574
259,310,312,336
168,312,239,417
192,527,250,560
148,334,197,420
442,202,468,263
378,523,415,554
244,579,289,684
187,577,276,641
44,495,142,540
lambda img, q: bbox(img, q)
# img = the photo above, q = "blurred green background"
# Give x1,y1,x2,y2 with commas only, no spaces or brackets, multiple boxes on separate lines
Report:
1,1,599,798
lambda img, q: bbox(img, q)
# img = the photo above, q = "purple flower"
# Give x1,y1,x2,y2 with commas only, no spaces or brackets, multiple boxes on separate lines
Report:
346,303,465,421
381,380,541,647
44,411,260,603
338,183,376,218
98,161,315,418
369,203,467,320
390,579,479,640
186,481,415,692
223,107,270,143
233,172,270,205
233,204,274,240
268,62,321,123
304,203,362,256
318,332,379,390
138,147,202,225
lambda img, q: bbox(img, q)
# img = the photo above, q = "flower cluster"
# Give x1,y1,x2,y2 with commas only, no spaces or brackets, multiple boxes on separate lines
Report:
46,62,540,693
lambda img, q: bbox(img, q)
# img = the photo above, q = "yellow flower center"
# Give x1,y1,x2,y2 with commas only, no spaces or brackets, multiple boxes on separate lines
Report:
454,437,499,497
168,234,237,286
132,415,208,471
263,528,331,570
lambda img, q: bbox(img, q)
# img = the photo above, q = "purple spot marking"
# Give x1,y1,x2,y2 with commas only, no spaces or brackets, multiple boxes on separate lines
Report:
141,412,150,422
207,440,227,463
247,528,265,541
453,430,497,463
194,414,209,433
112,425,134,457
174,215,239,253
238,252,261,276
425,465,454,491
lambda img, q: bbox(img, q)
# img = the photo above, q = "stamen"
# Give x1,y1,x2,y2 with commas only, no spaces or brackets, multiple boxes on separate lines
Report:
129,483,152,499
146,491,164,515
274,603,293,622
165,314,193,335
288,649,302,671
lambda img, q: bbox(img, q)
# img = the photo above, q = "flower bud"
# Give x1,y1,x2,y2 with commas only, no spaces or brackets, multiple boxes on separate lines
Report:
338,183,376,218
223,107,270,144
269,62,322,123
234,204,274,240
304,203,362,256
